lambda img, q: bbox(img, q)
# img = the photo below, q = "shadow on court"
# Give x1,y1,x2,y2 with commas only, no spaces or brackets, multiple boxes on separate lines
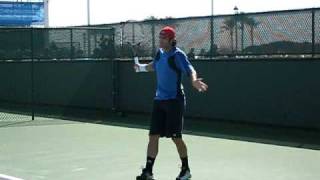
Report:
1,101,319,151
2,103,319,150
62,111,320,151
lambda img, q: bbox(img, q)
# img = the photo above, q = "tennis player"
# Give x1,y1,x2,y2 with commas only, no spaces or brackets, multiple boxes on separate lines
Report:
135,26,208,180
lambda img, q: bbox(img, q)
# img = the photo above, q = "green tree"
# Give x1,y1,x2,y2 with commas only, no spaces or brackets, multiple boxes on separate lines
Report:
221,17,236,52
221,14,260,53
236,14,260,49
245,17,260,47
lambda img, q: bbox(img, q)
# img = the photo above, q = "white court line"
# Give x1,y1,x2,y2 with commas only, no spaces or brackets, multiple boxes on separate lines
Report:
0,174,24,180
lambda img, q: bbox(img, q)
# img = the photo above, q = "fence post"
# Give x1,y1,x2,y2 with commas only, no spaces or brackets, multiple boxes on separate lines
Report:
30,28,35,120
151,20,156,57
120,22,125,58
87,30,91,58
241,15,244,53
132,22,135,44
312,8,315,58
111,28,118,112
70,29,73,59
235,14,238,56
210,15,214,59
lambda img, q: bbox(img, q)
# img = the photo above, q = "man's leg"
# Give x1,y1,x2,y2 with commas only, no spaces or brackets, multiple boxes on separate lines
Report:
165,99,190,173
172,137,190,170
137,101,165,179
145,135,160,173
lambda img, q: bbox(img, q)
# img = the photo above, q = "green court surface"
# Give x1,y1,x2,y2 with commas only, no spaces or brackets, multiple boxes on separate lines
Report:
0,117,319,180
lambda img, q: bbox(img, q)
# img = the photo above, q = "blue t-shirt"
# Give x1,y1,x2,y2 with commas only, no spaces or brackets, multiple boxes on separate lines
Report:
153,47,195,101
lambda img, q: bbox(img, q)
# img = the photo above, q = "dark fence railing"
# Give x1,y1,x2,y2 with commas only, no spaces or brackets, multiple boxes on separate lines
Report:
92,8,320,59
0,27,115,61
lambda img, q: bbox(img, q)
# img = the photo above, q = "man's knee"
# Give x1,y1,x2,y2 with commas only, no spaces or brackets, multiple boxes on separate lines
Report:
172,137,183,145
149,134,160,143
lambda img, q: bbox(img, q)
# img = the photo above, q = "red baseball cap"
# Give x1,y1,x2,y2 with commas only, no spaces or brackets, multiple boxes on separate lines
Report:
159,26,176,39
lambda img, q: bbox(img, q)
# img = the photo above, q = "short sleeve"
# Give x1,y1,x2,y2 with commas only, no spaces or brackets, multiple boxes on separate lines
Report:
152,50,161,71
174,51,195,76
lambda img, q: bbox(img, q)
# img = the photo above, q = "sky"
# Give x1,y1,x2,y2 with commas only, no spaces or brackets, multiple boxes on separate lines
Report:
48,0,320,27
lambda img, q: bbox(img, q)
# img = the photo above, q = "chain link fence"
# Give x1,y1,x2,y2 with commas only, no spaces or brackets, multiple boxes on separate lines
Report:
0,28,32,60
95,8,319,59
0,8,318,61
0,17,319,128
0,27,114,125
0,27,115,61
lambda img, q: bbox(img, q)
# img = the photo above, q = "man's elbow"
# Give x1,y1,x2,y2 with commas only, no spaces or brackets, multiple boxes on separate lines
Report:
146,65,155,72
190,68,197,76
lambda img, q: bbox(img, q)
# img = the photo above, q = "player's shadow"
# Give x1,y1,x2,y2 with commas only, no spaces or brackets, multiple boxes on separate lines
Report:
85,113,320,151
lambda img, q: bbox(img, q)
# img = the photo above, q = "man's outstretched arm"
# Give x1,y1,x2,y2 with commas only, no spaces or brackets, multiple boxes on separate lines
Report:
189,68,208,92
134,61,155,72
175,52,208,92
146,62,155,72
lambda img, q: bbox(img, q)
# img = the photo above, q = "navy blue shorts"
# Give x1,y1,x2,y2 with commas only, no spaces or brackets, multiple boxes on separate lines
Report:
149,99,185,138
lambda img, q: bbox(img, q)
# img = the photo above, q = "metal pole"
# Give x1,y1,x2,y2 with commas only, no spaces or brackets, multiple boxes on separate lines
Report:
210,0,214,59
211,0,214,16
132,23,135,44
70,29,73,59
241,18,244,53
87,31,91,57
30,28,35,120
234,6,239,55
111,29,118,112
151,21,156,57
87,0,91,26
120,22,124,58
120,22,124,46
235,18,238,55
312,9,315,58
44,0,49,27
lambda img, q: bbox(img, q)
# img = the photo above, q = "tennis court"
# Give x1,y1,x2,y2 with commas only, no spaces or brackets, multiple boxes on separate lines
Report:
0,3,319,180
0,113,319,180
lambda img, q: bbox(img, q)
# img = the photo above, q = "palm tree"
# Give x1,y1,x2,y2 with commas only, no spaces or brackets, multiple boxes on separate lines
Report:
245,17,260,47
236,13,260,52
221,17,236,52
228,14,260,51
237,13,247,52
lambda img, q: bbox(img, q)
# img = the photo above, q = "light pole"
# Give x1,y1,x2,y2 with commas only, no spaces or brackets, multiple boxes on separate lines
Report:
87,0,90,26
234,6,239,14
44,0,49,27
211,0,214,16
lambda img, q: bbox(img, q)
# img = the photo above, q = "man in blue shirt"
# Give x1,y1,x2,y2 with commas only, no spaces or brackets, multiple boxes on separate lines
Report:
135,26,208,180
